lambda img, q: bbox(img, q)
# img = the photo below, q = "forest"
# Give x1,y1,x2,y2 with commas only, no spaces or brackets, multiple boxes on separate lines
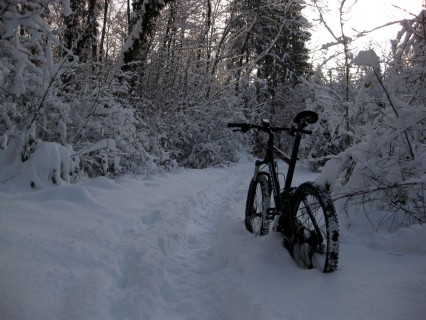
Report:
0,0,425,229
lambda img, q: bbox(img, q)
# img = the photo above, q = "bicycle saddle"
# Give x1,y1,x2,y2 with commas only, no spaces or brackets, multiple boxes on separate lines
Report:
293,111,318,127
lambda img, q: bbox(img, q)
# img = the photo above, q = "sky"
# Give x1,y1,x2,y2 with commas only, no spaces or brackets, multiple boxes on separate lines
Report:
304,0,424,61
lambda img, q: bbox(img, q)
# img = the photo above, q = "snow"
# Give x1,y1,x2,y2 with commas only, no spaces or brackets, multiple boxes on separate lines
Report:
0,139,75,192
61,0,72,17
1,159,425,320
352,49,381,70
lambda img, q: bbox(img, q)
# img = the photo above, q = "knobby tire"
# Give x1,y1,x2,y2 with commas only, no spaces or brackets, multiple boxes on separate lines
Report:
245,173,271,236
289,182,339,273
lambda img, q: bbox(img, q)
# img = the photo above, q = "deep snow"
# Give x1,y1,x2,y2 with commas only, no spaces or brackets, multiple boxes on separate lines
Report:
1,159,425,320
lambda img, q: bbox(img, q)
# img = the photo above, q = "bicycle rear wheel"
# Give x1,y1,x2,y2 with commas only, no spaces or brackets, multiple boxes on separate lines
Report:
245,172,271,235
289,182,339,272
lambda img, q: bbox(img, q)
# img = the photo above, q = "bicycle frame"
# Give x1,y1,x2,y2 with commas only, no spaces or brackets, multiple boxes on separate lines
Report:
227,111,339,272
252,125,305,216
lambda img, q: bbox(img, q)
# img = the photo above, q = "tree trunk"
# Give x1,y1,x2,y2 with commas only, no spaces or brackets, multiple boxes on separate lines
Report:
100,0,109,61
87,0,99,61
123,0,173,70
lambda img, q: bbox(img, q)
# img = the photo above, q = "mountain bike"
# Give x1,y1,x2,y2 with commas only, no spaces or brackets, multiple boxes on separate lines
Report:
228,111,339,273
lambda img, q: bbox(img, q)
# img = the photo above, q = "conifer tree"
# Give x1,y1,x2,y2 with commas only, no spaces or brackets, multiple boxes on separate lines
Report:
226,0,312,97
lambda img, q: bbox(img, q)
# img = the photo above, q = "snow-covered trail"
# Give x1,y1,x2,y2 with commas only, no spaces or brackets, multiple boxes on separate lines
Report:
1,160,426,320
107,164,252,320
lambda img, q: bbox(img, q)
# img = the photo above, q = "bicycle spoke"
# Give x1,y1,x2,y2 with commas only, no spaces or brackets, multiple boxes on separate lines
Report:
245,173,271,236
289,182,339,272
229,115,338,272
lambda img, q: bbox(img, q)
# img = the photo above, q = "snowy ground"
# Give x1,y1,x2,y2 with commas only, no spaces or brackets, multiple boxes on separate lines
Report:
1,159,425,320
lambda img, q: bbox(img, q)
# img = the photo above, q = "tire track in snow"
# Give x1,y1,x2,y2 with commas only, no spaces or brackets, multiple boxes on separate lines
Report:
157,172,269,320
109,163,268,319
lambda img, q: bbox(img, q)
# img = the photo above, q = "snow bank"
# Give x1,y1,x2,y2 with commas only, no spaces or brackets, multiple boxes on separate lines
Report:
0,139,76,192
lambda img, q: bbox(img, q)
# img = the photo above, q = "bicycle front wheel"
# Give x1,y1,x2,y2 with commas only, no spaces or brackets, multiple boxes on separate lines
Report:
245,172,271,235
290,182,339,272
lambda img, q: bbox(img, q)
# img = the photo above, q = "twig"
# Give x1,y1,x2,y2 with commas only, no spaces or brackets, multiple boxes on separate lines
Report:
333,182,419,201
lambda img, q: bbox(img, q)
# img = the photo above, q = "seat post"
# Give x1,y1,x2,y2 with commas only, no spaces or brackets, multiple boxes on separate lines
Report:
284,129,303,192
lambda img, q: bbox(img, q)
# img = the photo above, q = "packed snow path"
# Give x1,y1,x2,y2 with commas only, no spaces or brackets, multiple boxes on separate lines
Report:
1,161,426,320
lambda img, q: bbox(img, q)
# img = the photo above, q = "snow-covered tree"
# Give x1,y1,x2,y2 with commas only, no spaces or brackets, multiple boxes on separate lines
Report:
226,0,311,95
310,10,426,230
123,0,173,71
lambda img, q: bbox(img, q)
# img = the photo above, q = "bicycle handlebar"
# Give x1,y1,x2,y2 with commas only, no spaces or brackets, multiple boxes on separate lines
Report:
227,122,312,135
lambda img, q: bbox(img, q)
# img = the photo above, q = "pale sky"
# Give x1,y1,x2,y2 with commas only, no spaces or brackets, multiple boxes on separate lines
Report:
305,0,424,58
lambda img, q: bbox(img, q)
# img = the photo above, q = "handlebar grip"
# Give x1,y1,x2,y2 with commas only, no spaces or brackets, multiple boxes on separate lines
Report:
227,123,245,128
227,122,252,133
301,129,312,135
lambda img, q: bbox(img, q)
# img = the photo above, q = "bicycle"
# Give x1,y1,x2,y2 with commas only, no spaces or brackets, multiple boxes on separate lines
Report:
228,111,339,273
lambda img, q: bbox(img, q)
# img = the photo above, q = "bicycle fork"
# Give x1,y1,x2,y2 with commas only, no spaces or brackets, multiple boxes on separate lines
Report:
253,158,284,222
